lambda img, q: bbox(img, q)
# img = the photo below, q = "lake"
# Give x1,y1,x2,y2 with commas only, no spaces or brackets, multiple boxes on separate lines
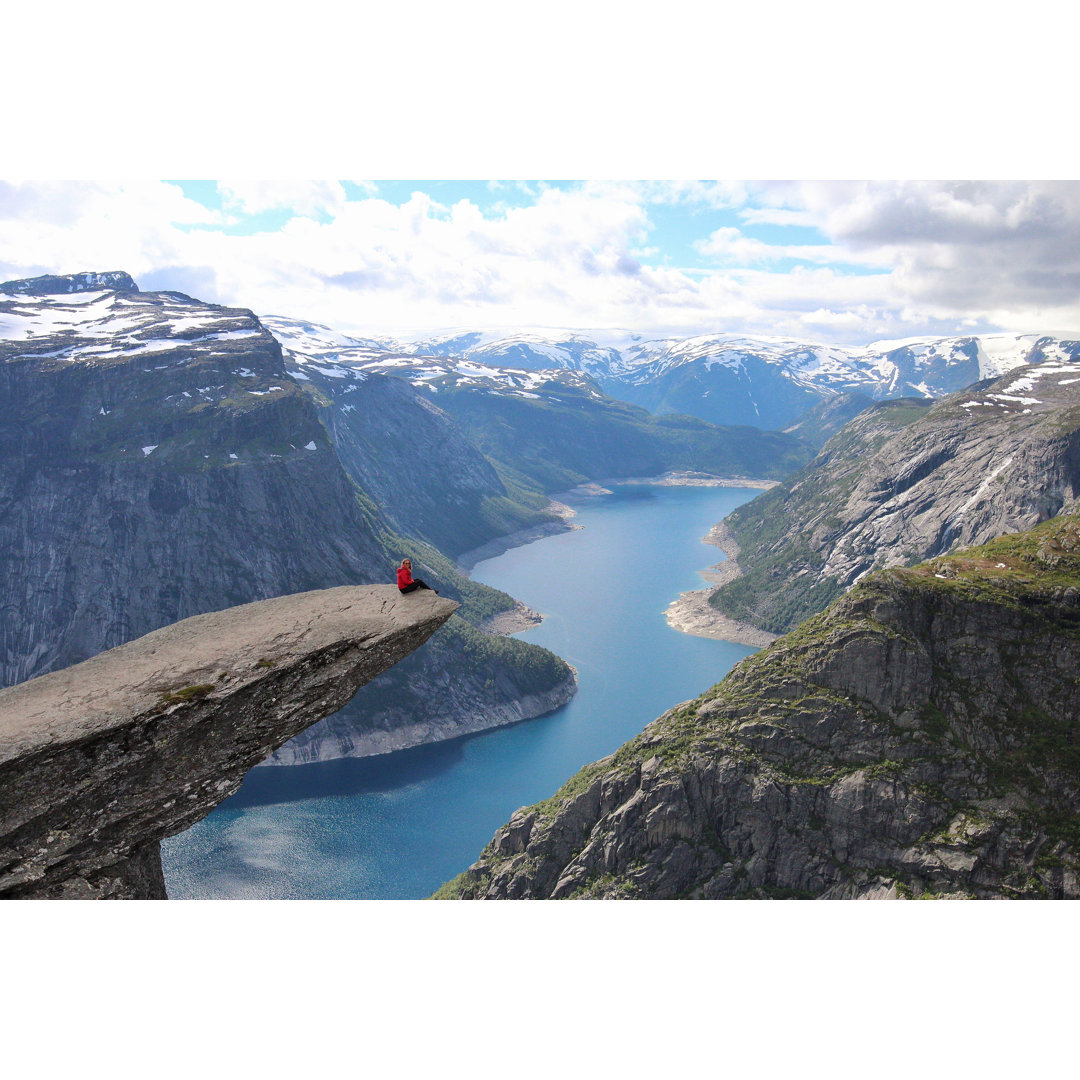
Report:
161,483,760,899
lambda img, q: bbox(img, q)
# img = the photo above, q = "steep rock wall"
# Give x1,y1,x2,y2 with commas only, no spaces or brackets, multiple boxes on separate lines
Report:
714,364,1080,635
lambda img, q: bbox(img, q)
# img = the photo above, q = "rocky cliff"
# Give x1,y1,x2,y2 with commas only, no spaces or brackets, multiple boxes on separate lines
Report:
438,516,1080,899
272,336,554,559
0,273,574,758
0,585,457,899
0,274,382,683
712,361,1080,635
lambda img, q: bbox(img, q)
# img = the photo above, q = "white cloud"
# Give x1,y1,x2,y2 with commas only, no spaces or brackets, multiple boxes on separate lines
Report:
217,180,349,218
3,179,1080,344
694,226,887,271
0,181,223,284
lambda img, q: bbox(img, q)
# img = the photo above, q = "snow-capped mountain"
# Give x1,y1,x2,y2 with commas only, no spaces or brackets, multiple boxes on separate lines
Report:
353,326,1080,430
262,315,612,404
260,315,813,492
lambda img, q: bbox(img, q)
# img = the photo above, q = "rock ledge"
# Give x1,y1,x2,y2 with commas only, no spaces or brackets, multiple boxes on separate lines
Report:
0,585,456,899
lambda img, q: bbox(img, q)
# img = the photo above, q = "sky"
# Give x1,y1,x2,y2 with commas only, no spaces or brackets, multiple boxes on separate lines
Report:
3,178,1079,345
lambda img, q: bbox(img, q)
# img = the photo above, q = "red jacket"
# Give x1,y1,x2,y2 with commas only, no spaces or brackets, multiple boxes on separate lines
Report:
397,564,414,589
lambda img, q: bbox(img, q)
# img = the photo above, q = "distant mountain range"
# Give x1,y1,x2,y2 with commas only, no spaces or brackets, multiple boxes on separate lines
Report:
262,315,812,495
261,318,1080,430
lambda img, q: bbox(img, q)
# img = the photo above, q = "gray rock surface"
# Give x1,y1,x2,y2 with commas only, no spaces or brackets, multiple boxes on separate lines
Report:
0,272,576,760
0,585,456,899
713,362,1080,635
437,517,1080,900
0,273,381,685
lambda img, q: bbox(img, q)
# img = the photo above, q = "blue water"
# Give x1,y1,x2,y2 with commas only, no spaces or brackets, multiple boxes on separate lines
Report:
161,484,759,899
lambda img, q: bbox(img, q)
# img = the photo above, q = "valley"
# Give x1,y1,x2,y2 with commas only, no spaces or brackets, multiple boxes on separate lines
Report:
5,269,1080,900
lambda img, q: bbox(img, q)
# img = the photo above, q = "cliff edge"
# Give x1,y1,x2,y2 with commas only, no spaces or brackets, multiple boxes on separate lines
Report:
438,516,1080,899
0,585,456,899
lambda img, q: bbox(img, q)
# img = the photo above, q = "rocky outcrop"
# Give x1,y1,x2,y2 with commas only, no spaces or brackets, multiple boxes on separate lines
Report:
0,274,385,684
0,585,456,899
713,362,1080,635
0,272,576,759
437,516,1080,899
0,270,139,296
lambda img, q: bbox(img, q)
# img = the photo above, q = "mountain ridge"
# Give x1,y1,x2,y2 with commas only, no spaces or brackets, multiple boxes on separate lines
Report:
262,316,1080,431
711,360,1080,635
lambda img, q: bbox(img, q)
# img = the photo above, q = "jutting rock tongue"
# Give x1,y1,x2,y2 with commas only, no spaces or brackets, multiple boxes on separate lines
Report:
0,585,457,900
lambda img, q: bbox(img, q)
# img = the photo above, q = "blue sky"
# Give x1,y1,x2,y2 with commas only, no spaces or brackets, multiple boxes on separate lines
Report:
170,178,847,274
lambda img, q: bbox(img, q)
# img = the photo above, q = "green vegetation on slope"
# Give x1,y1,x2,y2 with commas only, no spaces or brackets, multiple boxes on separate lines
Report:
436,515,1080,899
710,399,934,632
431,381,813,498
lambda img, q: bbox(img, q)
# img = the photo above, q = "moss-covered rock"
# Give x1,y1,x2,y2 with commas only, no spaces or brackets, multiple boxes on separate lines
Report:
438,516,1080,900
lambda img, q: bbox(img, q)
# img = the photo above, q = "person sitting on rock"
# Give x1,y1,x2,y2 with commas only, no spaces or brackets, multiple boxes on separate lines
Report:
397,558,438,594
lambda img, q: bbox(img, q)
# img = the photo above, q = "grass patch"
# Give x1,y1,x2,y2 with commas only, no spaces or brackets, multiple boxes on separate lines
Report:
159,683,216,707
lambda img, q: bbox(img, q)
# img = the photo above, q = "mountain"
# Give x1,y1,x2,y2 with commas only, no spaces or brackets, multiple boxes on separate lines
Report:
263,315,814,494
0,273,573,757
711,359,1080,635
778,391,875,450
262,316,559,556
437,515,1080,900
381,327,1080,431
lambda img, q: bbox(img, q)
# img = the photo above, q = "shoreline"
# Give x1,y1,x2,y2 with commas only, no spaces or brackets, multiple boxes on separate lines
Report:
459,473,779,644
663,520,779,649
455,498,580,577
600,470,779,491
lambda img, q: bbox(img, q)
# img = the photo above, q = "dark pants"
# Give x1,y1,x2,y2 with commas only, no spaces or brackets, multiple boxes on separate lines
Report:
399,580,432,593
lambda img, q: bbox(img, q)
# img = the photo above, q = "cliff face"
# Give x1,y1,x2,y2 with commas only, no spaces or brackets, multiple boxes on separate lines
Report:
713,361,1080,635
0,273,575,758
0,277,384,684
270,332,554,558
438,516,1080,899
0,585,457,899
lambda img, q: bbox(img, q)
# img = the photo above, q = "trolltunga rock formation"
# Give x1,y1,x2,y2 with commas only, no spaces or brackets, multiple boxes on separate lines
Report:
0,585,456,899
